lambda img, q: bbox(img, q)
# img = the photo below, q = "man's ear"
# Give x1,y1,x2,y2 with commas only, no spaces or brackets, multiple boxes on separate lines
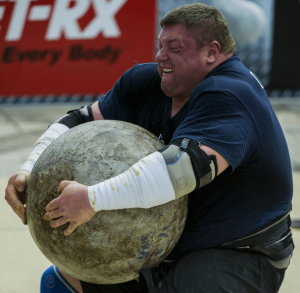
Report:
206,41,221,64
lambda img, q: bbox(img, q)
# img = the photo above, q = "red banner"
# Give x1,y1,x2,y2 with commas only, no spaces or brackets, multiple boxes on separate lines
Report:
0,0,158,96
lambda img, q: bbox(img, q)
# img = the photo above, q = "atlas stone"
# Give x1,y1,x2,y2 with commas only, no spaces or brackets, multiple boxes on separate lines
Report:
26,120,188,284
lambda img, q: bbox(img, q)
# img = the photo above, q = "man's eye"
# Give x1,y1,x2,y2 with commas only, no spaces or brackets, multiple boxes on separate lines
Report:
170,47,179,51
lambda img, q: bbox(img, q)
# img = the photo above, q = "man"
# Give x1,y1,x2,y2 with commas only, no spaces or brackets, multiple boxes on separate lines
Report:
5,3,293,293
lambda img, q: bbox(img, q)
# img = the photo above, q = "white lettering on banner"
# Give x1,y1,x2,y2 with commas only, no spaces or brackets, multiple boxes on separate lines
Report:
2,0,127,41
6,0,36,41
46,0,90,40
0,5,5,33
0,6,5,20
47,0,127,40
29,5,51,21
82,0,127,38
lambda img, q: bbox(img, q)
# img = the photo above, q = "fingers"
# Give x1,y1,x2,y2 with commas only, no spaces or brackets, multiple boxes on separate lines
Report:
5,186,23,210
11,205,26,224
64,222,78,236
45,198,60,212
44,208,62,221
15,171,30,192
5,177,26,222
57,180,72,193
50,216,68,228
46,214,78,236
10,204,22,218
44,180,89,236
45,180,72,212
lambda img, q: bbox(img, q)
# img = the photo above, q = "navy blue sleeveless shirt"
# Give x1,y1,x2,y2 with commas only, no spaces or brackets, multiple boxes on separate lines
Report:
97,53,293,259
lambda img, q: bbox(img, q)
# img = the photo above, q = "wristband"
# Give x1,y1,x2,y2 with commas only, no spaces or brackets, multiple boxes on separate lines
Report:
17,123,69,173
88,152,176,211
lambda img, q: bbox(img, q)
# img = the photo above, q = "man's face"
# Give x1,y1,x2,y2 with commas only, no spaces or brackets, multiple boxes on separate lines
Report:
155,24,209,99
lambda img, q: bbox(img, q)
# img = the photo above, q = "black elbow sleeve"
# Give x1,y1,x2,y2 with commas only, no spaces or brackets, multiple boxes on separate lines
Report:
55,104,94,129
170,138,218,189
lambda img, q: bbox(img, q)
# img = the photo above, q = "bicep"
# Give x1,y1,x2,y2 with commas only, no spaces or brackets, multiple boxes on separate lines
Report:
200,144,230,175
172,92,257,173
91,102,105,121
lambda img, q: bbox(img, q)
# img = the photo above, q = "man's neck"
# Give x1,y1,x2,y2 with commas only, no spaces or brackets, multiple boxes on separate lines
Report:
213,52,234,69
171,97,189,118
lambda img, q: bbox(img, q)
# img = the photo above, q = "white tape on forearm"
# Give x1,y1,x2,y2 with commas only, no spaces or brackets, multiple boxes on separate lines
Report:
88,152,176,211
17,123,69,173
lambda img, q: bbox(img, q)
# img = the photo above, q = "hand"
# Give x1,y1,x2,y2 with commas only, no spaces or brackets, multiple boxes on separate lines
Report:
5,170,30,224
44,181,97,236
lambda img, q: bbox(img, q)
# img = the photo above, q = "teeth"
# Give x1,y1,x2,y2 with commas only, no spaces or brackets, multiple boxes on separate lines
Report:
164,68,174,73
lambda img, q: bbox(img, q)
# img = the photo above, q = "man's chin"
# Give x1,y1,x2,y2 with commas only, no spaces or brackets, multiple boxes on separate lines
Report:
161,85,190,100
161,87,172,97
161,82,175,97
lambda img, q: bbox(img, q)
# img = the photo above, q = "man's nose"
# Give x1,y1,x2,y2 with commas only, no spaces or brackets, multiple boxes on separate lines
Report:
155,49,168,63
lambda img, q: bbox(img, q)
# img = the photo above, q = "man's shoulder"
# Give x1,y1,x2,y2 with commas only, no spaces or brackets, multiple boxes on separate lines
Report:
189,55,245,96
121,62,160,90
127,62,159,78
194,54,266,99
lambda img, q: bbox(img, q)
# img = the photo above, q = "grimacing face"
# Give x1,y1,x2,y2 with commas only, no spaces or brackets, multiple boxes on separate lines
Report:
155,24,210,99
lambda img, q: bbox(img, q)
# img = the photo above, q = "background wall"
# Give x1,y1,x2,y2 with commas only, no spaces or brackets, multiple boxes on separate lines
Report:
160,0,272,89
1,0,300,105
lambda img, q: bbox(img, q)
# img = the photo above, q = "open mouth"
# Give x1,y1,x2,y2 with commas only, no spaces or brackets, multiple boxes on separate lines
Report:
163,68,174,73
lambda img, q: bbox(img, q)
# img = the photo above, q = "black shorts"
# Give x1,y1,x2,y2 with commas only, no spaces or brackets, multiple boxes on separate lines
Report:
80,248,287,293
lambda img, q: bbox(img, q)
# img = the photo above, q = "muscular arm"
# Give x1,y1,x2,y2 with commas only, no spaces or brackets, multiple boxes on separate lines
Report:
85,137,229,214
92,101,230,174
45,137,230,235
15,100,229,234
5,101,104,224
91,102,104,120
200,144,229,175
92,100,229,175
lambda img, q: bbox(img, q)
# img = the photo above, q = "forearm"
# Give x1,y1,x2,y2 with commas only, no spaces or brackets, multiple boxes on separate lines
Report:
18,123,69,173
88,152,176,211
18,104,96,173
88,138,218,211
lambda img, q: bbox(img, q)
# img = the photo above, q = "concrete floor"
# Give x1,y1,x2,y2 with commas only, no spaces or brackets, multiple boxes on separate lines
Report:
0,101,300,292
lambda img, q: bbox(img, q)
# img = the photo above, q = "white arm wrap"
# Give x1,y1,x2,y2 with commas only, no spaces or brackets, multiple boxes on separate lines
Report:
18,123,69,173
88,152,176,211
